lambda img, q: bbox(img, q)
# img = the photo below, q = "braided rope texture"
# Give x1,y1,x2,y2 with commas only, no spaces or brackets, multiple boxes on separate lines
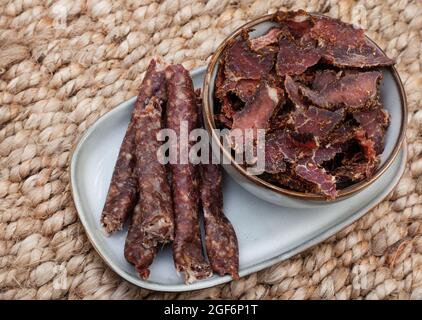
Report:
0,0,421,300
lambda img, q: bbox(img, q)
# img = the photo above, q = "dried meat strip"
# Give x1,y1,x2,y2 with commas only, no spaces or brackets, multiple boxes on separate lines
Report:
322,124,380,189
166,64,212,283
200,163,239,279
273,11,320,76
285,75,344,139
325,122,377,163
216,60,226,88
232,80,283,132
264,128,338,196
216,63,245,120
311,69,339,91
291,106,344,138
225,32,276,81
218,31,278,127
124,203,157,279
300,71,382,110
354,128,377,162
269,107,292,132
217,78,260,102
133,97,174,248
216,91,247,129
265,131,289,173
310,16,394,68
217,100,234,128
321,40,395,68
292,71,316,86
284,75,307,108
276,36,320,76
101,59,166,235
326,122,357,146
235,79,261,101
265,130,318,173
265,155,287,174
249,27,282,51
332,159,379,189
269,170,317,193
274,10,315,39
311,16,366,48
274,12,394,68
218,33,276,118
354,106,390,154
295,159,337,198
312,145,342,165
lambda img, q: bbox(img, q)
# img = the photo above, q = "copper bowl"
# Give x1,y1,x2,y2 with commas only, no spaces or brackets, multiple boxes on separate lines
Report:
202,14,407,208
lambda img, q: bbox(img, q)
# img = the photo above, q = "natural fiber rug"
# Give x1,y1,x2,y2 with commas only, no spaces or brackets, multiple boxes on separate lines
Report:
0,0,421,300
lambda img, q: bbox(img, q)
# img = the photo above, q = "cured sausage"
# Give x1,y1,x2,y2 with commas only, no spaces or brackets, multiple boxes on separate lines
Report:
166,64,212,283
124,63,172,278
100,59,166,235
196,89,239,279
133,96,174,248
195,88,239,279
124,203,157,279
100,123,137,235
200,163,239,279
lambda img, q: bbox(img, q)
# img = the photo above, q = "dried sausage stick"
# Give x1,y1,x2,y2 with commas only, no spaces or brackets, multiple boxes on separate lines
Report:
125,97,171,279
100,59,166,235
166,65,212,283
124,203,157,279
200,163,240,279
124,61,171,278
196,89,240,279
133,96,174,248
100,124,137,235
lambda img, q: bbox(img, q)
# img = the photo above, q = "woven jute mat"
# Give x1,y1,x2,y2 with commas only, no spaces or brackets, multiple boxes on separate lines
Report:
0,0,421,300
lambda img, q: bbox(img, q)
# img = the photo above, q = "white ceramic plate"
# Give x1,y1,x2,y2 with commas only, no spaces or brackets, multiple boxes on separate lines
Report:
70,66,407,292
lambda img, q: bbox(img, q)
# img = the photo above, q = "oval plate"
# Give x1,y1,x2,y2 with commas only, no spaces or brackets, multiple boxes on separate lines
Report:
70,66,407,292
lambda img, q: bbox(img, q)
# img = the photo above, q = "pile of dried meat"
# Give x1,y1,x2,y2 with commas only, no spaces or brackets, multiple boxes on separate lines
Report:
101,60,239,283
214,10,394,199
